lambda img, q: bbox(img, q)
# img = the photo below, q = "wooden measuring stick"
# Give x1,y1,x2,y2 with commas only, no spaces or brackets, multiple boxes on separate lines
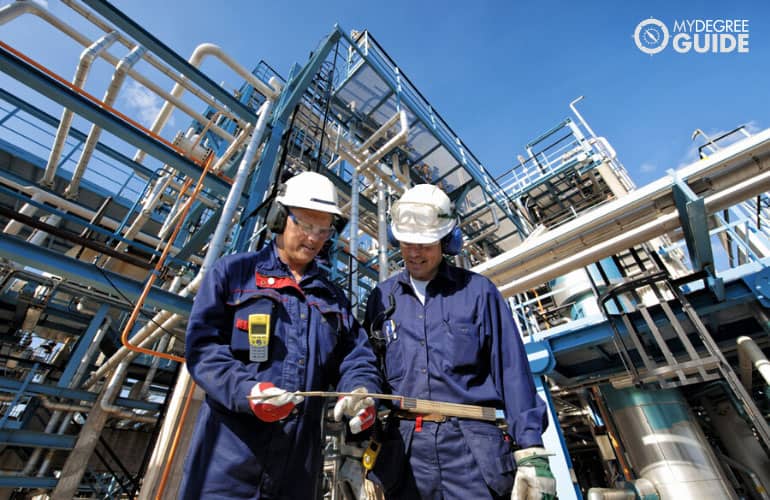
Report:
247,390,498,422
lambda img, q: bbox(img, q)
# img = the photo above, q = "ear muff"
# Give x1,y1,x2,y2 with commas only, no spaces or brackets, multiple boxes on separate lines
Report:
441,226,463,256
266,202,288,234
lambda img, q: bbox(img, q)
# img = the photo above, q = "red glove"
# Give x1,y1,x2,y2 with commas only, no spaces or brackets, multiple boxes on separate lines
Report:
333,387,376,433
248,382,304,422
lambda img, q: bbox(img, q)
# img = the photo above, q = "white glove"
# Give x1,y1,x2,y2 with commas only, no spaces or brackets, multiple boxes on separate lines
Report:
512,447,557,500
333,387,376,434
248,382,304,422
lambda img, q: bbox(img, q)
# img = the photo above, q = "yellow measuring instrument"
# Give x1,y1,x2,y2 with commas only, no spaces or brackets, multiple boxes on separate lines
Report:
248,314,270,362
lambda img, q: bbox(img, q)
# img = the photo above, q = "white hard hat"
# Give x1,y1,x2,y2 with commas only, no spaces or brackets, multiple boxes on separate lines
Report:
390,184,456,244
275,171,342,216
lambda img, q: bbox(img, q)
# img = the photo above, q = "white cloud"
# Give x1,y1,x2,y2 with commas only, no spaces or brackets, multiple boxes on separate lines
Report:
121,81,170,127
639,162,657,174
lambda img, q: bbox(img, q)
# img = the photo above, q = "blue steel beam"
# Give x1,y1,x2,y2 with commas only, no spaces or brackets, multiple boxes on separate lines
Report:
0,233,192,317
0,88,155,179
337,29,527,237
237,29,342,249
525,267,762,377
0,430,75,450
80,0,257,125
0,476,58,488
0,376,160,412
0,44,234,199
58,304,109,389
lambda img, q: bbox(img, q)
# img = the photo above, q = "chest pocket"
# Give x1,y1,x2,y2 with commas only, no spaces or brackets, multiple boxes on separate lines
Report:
309,300,344,363
227,289,281,363
445,319,484,368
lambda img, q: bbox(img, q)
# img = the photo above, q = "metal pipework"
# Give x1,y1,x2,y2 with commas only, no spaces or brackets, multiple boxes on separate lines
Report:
0,1,236,154
200,97,275,275
64,44,147,200
602,385,737,499
41,30,119,188
737,336,770,391
134,43,279,164
473,129,770,296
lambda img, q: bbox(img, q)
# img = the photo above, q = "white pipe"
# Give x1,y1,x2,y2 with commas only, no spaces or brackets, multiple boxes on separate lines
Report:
3,193,43,235
0,177,202,265
58,0,239,126
355,110,409,175
737,336,770,390
83,274,200,388
134,43,279,164
64,45,147,200
99,360,156,424
473,128,770,291
41,31,120,188
495,161,770,297
1,1,234,163
99,172,174,269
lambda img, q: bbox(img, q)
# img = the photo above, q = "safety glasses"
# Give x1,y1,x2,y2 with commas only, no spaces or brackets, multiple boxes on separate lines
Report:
288,212,336,240
390,201,453,231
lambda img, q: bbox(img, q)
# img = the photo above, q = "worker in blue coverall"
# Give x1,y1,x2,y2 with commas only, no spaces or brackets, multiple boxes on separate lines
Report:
364,184,557,500
180,171,381,499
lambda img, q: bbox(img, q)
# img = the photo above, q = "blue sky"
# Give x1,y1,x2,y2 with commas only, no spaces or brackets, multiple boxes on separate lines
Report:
2,0,768,189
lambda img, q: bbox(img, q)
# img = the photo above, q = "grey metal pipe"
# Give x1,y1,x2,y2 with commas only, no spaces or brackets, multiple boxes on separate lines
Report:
586,489,634,500
377,177,388,282
199,96,275,275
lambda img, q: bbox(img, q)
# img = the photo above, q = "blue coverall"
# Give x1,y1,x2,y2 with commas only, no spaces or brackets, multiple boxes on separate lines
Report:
364,260,548,499
180,242,381,499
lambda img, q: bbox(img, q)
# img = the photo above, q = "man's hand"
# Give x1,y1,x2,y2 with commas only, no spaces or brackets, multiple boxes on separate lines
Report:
333,387,376,434
512,447,556,500
248,382,304,422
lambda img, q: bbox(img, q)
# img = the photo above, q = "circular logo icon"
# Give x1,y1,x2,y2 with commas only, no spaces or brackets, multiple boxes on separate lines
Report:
634,18,669,55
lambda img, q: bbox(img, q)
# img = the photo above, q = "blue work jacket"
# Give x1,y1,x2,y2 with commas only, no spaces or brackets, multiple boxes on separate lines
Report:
180,241,381,499
364,260,547,495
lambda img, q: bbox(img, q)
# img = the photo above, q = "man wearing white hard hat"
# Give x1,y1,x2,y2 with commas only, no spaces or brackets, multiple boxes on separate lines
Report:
364,184,555,500
181,171,381,499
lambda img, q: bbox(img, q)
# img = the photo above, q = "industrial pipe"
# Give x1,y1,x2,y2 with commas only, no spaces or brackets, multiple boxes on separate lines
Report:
41,31,120,188
64,44,147,200
737,336,770,391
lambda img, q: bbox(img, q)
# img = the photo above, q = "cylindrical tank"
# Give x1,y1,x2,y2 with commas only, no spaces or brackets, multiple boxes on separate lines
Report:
601,385,737,499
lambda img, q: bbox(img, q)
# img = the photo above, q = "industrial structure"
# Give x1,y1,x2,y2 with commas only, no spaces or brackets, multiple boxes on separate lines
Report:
0,0,768,498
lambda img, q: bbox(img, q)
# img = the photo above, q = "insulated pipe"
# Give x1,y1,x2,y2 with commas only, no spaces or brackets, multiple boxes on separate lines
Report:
83,274,199,389
134,43,279,164
473,129,770,296
99,360,156,424
377,177,388,282
99,171,174,269
0,176,201,265
350,163,360,311
199,97,274,274
64,44,147,200
1,1,235,155
737,336,770,390
355,110,409,175
41,31,120,188
58,0,240,124
496,156,770,296
3,193,43,235
586,489,634,500
569,96,598,140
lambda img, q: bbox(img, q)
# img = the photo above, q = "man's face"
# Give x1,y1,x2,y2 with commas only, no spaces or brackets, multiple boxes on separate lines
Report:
399,241,443,281
276,207,334,271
